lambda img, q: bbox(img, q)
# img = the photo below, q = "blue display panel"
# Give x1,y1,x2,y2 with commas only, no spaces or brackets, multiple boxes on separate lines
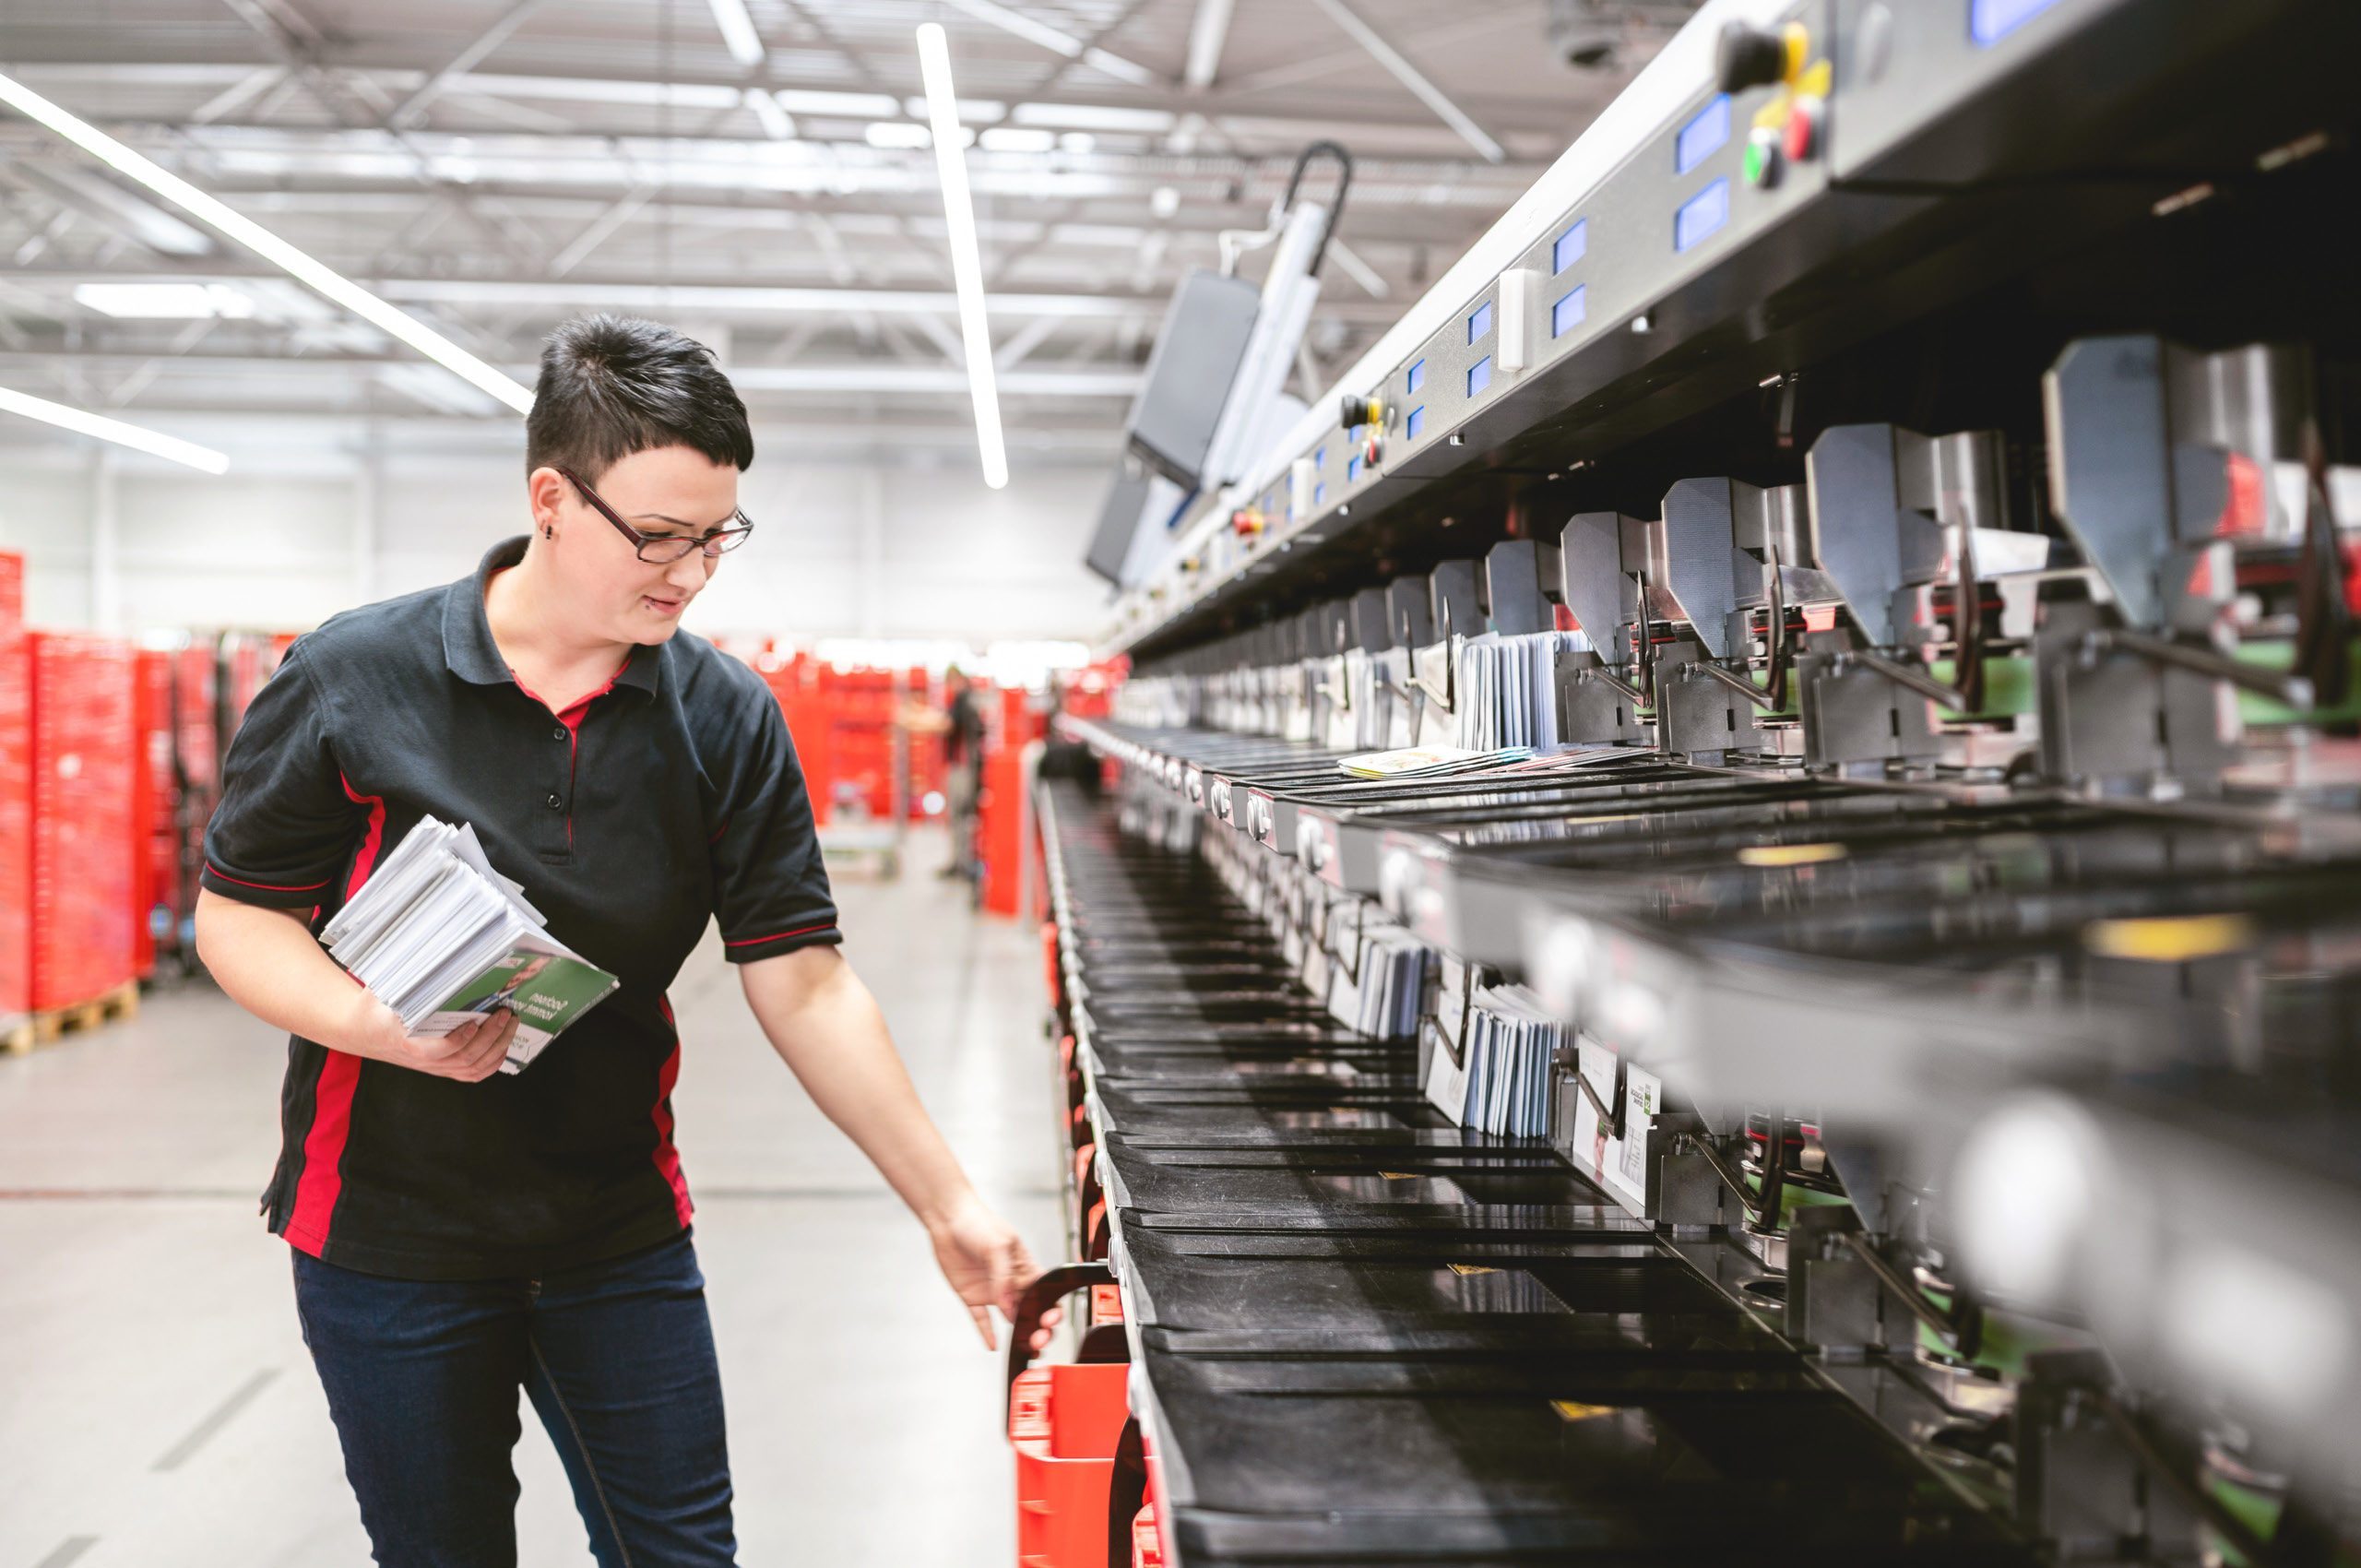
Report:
1675,178,1730,253
1972,0,2063,44
1466,356,1493,398
1407,358,1426,394
1467,301,1493,343
1314,446,1324,469
1676,94,1730,174
1552,219,1588,274
1406,406,1426,441
1314,482,1325,506
1347,455,1362,481
1552,285,1586,339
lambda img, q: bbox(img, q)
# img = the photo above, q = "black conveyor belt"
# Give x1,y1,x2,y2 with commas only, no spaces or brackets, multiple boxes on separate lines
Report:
1039,779,2032,1566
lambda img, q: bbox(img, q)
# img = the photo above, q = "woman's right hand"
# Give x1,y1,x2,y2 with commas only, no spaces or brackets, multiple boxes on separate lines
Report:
338,993,520,1083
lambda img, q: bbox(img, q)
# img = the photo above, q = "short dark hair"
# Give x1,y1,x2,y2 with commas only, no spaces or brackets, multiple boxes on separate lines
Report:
526,315,753,481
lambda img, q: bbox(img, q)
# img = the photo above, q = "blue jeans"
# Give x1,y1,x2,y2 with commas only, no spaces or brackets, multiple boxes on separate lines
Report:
292,1231,738,1567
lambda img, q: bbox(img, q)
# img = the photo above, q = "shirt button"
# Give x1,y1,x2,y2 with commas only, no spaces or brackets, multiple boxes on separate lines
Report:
546,793,563,810
552,726,567,741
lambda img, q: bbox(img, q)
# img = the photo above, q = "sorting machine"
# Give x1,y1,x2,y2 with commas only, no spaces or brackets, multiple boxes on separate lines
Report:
1029,0,2361,1562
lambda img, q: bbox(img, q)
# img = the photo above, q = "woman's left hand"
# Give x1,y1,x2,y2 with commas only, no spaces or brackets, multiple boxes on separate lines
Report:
927,1196,1062,1353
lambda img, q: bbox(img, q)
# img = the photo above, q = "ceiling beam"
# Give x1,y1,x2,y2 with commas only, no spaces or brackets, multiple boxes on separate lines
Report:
0,265,1408,325
387,0,553,129
544,186,652,278
934,0,1157,89
0,346,1143,398
1224,5,1542,98
1304,0,1508,163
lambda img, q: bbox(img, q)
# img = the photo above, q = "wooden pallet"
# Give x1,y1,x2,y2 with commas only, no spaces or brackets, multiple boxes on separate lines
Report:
2,983,140,1055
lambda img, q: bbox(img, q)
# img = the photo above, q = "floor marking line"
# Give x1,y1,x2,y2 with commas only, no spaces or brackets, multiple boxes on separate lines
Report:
34,1536,101,1568
153,1367,280,1472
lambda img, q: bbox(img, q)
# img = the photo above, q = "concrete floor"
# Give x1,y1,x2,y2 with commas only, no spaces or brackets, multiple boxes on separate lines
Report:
0,832,1064,1568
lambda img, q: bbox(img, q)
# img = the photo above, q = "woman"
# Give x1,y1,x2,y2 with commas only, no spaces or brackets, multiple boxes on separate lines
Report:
195,315,1054,1567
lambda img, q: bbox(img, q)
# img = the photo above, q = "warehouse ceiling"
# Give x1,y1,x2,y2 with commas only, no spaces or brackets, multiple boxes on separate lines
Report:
0,0,1691,452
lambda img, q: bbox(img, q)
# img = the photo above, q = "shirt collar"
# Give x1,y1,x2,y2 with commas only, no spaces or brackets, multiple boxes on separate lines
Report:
444,535,664,699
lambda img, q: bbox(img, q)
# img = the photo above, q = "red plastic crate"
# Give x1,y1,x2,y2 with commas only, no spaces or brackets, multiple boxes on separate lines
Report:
132,649,173,979
1131,1501,1164,1568
29,633,137,1013
1010,1360,1131,1568
0,565,28,1018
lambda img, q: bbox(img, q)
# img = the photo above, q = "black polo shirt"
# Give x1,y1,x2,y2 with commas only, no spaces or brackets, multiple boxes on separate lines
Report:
202,536,839,1281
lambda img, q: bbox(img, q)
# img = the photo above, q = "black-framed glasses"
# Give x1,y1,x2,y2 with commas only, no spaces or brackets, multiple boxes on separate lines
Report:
555,466,754,564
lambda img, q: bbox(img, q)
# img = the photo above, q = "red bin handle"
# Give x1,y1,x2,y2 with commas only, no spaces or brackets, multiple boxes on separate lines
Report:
1004,1260,1116,1419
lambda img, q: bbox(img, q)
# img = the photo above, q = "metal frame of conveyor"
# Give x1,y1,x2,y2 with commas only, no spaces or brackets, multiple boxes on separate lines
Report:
1032,0,2361,1562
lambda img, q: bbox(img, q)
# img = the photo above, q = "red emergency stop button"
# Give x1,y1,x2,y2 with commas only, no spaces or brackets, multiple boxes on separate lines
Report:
1783,96,1822,161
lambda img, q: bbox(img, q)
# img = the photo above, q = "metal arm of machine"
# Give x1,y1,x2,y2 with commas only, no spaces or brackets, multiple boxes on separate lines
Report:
1845,648,1973,712
1688,657,1781,709
2087,627,2313,710
1834,1231,1984,1361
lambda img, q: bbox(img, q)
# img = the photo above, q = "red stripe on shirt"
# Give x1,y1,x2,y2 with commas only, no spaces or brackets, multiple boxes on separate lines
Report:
722,921,836,947
205,863,331,894
284,776,387,1259
651,995,693,1228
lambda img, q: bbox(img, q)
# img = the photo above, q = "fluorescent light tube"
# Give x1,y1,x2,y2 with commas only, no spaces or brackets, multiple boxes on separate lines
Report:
979,126,1057,153
0,69,536,415
916,22,1008,491
0,384,231,474
705,0,766,67
744,89,794,140
75,281,255,319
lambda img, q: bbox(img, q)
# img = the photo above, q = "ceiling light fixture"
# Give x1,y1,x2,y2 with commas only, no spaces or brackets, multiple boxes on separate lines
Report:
0,384,231,473
978,126,1057,153
705,0,767,67
0,69,535,414
917,22,1008,490
74,281,256,319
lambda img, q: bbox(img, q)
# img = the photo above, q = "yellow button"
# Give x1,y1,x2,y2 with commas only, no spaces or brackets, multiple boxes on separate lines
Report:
1552,1400,1619,1422
1782,22,1810,84
2083,913,2256,962
1797,57,1833,99
1738,842,1847,867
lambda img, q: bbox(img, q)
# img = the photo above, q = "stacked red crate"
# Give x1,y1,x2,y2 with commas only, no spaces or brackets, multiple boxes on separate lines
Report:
167,644,221,968
131,649,175,979
0,552,28,1022
29,633,137,1012
764,655,836,826
824,666,898,820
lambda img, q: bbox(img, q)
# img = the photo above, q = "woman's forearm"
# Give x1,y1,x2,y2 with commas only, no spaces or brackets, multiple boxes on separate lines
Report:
194,888,372,1050
739,946,981,1229
195,890,519,1080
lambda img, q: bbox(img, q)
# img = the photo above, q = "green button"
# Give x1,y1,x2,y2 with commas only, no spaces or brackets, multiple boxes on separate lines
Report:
1742,137,1771,185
